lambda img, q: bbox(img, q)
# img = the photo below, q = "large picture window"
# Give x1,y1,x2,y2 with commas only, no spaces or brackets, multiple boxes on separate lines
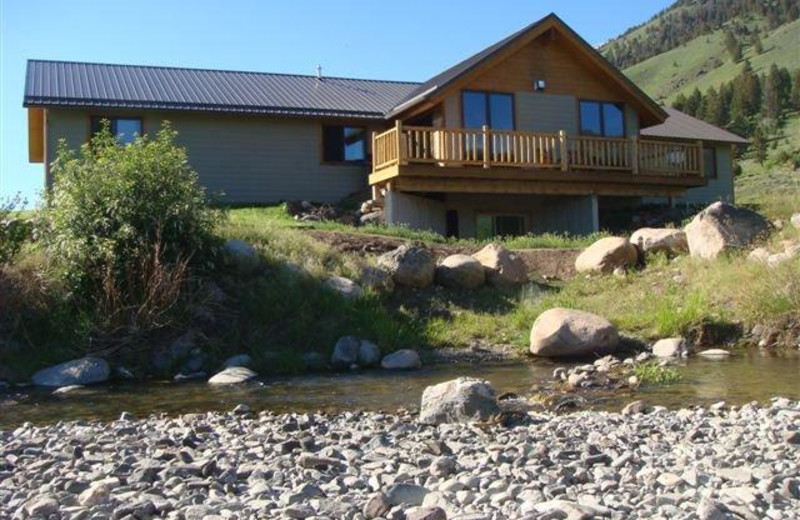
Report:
90,116,142,144
579,101,625,137
461,91,515,130
323,125,367,163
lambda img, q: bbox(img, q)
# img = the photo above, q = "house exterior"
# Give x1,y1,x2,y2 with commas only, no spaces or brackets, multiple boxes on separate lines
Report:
24,13,746,239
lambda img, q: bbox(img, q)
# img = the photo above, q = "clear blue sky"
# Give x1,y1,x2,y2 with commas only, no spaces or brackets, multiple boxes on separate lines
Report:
0,0,673,205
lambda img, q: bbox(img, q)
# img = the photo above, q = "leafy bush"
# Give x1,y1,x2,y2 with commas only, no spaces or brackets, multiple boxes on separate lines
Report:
634,361,682,385
0,194,31,264
43,123,221,297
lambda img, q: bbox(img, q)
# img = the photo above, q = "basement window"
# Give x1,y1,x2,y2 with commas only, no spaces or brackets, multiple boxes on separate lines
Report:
323,125,367,163
476,214,525,239
90,116,143,144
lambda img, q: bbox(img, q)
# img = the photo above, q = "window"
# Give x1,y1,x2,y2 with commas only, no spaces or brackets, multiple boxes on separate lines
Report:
462,91,514,130
90,117,142,144
323,125,367,163
703,147,717,179
579,101,625,137
476,214,525,239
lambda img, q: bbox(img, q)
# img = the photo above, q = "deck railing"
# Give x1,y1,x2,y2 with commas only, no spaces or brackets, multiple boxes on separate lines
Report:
371,122,703,177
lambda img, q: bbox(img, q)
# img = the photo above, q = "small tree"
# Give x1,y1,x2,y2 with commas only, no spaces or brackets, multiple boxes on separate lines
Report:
750,126,768,165
44,122,220,301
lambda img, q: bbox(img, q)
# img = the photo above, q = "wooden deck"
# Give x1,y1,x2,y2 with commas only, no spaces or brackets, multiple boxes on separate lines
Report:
370,123,706,196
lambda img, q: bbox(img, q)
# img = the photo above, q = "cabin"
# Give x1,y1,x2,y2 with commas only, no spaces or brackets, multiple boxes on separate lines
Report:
24,13,746,239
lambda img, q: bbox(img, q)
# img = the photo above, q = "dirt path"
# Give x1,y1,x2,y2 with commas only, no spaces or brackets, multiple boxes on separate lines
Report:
306,230,580,280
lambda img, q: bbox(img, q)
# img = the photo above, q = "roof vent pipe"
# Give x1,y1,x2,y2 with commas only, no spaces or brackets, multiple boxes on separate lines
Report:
316,65,322,80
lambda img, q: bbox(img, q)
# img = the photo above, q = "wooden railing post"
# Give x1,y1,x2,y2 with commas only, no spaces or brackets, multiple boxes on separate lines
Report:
631,136,639,174
396,120,406,166
482,125,490,169
697,140,704,177
371,131,377,172
559,130,568,171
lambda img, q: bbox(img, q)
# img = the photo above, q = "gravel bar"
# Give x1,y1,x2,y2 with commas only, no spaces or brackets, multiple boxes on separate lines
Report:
2,398,799,519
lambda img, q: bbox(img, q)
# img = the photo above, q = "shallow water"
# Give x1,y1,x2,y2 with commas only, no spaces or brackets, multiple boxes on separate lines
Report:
1,349,798,429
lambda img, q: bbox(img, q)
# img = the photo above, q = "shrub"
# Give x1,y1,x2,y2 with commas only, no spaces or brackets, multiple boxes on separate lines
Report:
633,361,682,385
0,194,31,264
43,123,221,297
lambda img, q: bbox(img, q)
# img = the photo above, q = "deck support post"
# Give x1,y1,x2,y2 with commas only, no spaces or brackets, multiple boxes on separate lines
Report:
482,125,490,169
559,130,568,171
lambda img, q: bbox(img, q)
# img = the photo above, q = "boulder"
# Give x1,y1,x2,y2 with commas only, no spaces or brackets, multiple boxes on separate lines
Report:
222,354,252,369
32,357,111,387
791,212,800,229
405,507,447,520
471,243,527,287
435,254,485,289
377,245,435,288
630,228,688,255
684,202,771,259
358,340,382,367
697,348,731,359
223,239,259,271
381,349,421,370
419,377,500,425
359,265,395,293
324,276,364,300
331,336,360,369
529,308,619,358
652,337,691,358
767,242,800,267
748,247,771,263
360,211,383,226
575,237,638,274
208,366,257,385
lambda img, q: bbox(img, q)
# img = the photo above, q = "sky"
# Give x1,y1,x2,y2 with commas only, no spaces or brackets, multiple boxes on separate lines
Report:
0,0,674,205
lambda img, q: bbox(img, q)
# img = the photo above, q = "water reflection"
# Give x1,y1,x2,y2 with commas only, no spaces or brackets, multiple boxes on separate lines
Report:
1,350,798,428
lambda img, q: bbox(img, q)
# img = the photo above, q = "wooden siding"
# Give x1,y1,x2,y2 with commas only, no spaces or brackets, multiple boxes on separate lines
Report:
27,108,45,163
43,108,378,204
516,93,577,134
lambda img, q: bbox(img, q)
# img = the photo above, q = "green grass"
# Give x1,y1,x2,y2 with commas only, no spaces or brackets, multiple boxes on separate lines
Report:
634,361,682,385
223,204,606,250
623,16,800,103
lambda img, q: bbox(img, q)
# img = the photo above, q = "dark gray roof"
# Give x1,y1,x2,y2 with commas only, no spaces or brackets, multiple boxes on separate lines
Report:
24,60,420,119
641,107,748,144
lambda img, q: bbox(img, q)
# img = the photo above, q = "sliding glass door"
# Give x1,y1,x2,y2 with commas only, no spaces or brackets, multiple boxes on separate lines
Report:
462,91,515,160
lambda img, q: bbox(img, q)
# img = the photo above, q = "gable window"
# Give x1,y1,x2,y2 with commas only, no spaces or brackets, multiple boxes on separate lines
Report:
579,101,625,137
703,147,717,179
322,125,367,163
462,91,515,130
90,116,143,144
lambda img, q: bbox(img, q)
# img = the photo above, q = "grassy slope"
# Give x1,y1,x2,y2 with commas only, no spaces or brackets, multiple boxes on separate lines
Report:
623,17,800,103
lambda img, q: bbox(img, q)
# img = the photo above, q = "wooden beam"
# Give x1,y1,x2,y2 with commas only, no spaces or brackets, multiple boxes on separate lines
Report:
28,108,44,163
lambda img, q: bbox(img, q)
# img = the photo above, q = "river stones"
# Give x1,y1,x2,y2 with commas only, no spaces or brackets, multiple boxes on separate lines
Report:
685,202,771,259
529,308,619,358
324,275,364,300
652,337,691,358
575,236,638,274
331,336,361,369
208,366,257,385
419,377,499,425
630,227,688,255
697,348,731,359
32,357,111,388
358,340,382,367
381,349,421,370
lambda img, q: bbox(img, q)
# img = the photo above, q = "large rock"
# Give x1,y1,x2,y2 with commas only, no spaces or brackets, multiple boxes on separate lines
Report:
381,349,421,370
208,366,257,385
359,265,395,293
331,336,361,369
32,357,111,387
358,340,382,367
435,254,485,289
652,337,691,358
377,245,435,288
684,202,771,259
471,243,528,287
630,228,688,255
419,377,500,425
223,239,259,271
324,276,363,300
529,308,619,358
575,237,638,274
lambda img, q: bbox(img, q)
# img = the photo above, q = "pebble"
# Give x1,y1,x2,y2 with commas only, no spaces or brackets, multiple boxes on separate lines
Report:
1,400,799,519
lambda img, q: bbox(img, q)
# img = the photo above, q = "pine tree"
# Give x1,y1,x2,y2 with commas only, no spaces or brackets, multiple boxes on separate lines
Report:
724,30,743,62
751,32,764,55
791,70,800,111
730,61,761,122
751,126,768,165
702,87,726,126
672,93,689,112
763,65,782,121
685,88,704,117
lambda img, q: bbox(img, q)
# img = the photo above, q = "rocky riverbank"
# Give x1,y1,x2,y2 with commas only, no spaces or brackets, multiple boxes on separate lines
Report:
3,398,799,520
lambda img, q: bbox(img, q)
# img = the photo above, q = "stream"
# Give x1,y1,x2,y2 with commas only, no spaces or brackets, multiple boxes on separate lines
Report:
1,349,798,429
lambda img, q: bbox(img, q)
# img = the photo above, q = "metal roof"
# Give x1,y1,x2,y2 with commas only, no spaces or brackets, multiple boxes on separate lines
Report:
641,107,748,145
24,60,420,119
